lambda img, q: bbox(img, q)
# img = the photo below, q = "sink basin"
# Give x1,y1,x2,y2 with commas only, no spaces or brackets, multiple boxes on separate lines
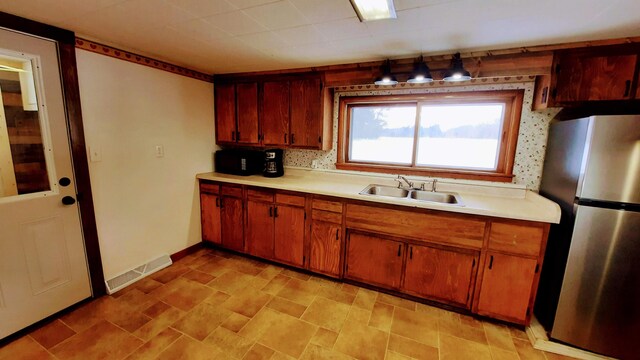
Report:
410,190,463,205
359,185,409,198
359,184,464,206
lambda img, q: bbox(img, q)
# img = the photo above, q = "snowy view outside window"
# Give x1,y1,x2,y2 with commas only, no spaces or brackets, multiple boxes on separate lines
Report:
349,103,504,170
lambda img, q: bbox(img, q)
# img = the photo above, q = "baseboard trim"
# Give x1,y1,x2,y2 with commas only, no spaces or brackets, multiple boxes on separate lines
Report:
170,242,204,262
525,317,616,360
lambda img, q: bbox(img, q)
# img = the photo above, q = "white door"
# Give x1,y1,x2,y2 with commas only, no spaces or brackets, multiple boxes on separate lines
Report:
0,28,91,339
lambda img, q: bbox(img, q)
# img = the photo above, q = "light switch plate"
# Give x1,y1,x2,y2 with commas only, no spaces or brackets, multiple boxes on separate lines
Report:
155,145,164,158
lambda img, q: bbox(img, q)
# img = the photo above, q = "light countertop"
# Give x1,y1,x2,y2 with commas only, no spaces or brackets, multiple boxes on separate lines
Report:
196,168,561,224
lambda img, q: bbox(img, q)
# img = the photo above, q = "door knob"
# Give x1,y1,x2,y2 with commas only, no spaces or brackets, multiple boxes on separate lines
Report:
59,177,71,187
62,196,76,205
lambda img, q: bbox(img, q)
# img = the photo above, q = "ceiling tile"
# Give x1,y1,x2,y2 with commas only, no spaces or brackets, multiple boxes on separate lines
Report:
394,0,461,11
204,10,268,35
236,31,289,51
226,0,281,10
166,0,238,17
288,0,355,23
275,25,327,46
313,17,370,41
169,18,231,42
243,1,310,30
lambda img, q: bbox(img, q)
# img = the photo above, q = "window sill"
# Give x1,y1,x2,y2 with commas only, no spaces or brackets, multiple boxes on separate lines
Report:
335,162,515,183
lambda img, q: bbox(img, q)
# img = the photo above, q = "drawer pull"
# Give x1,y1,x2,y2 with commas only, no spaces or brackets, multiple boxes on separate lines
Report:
291,133,295,144
397,245,401,257
274,206,278,218
488,255,494,270
409,246,413,260
335,229,339,241
269,206,273,217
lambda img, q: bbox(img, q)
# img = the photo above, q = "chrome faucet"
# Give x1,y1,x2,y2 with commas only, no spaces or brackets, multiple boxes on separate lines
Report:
395,175,413,189
431,179,438,192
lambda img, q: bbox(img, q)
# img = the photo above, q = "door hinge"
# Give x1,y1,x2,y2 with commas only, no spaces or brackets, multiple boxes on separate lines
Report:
535,264,540,273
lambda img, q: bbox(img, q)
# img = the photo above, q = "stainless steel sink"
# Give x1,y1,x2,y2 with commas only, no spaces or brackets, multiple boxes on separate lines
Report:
359,184,464,206
359,185,410,198
410,190,463,205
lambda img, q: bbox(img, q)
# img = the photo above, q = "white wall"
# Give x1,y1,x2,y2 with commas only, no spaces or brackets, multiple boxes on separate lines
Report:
76,50,215,280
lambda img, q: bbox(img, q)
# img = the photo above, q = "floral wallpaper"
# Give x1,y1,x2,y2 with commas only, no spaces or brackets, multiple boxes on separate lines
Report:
284,77,560,191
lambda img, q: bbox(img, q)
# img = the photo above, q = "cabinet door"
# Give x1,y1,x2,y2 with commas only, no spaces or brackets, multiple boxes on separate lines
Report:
245,200,274,259
476,252,537,324
261,81,290,146
309,220,342,277
290,78,321,148
345,232,404,289
215,83,236,143
274,205,305,266
403,245,477,307
236,82,259,144
200,192,221,244
554,53,638,102
221,196,244,252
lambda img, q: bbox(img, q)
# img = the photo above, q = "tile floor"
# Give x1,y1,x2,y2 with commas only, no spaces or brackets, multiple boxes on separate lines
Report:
0,248,577,360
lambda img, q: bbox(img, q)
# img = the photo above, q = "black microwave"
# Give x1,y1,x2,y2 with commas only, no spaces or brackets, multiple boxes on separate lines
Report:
214,149,264,176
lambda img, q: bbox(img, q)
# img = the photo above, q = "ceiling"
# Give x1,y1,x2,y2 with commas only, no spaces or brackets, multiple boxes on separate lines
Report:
2,0,640,74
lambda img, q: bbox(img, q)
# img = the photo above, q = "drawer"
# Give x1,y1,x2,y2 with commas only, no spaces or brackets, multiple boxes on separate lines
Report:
312,210,342,224
345,204,486,249
312,198,343,213
488,222,544,257
276,193,305,207
221,184,243,198
200,182,219,194
247,188,274,202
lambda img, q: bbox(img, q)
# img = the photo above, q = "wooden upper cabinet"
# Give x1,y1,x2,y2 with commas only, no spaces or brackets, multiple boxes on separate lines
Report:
551,46,639,104
245,200,275,259
200,192,221,245
235,82,260,144
215,83,236,143
309,216,342,277
290,78,322,148
261,81,290,146
274,205,305,267
220,196,244,252
475,252,538,324
403,245,478,308
345,232,404,289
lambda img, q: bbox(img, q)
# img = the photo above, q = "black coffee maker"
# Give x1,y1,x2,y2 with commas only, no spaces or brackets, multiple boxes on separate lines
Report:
263,149,284,177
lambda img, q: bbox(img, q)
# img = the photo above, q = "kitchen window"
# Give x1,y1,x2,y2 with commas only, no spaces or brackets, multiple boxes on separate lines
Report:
336,90,524,182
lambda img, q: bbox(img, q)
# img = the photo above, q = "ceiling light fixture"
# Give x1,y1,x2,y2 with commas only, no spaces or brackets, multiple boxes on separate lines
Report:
443,52,472,82
407,55,433,84
374,59,398,85
349,0,397,22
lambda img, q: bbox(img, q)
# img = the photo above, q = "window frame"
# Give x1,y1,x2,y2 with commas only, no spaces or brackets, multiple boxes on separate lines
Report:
336,90,524,182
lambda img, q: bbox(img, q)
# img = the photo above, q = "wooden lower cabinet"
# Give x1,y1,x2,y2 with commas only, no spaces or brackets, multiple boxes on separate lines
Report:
309,220,342,277
345,232,404,289
200,191,221,245
475,252,538,324
220,196,244,252
245,200,274,258
274,205,305,266
403,244,478,307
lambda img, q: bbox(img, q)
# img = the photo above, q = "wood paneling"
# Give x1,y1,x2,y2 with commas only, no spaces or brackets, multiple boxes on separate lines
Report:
221,196,244,252
221,184,243,198
488,221,544,257
215,83,236,143
476,252,537,324
309,220,342,277
261,81,290,146
245,200,274,258
235,82,259,144
345,232,404,289
274,205,305,266
246,188,274,202
275,193,305,207
200,192,221,244
345,204,486,249
290,78,322,148
403,245,477,307
312,198,343,213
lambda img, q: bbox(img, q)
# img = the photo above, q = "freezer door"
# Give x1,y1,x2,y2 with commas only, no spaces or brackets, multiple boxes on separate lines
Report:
551,205,640,359
579,115,640,204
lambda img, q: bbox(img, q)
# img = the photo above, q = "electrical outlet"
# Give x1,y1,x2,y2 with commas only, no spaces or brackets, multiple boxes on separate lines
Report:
155,145,164,158
311,160,319,169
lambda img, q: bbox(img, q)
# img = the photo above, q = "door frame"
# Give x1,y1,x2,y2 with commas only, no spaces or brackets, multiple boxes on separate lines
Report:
0,11,106,296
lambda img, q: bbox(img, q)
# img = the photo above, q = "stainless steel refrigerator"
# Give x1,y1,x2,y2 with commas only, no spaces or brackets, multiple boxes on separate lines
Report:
535,115,640,359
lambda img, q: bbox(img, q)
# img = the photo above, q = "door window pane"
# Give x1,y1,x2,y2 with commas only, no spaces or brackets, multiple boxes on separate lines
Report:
417,104,504,170
349,105,416,164
0,53,50,197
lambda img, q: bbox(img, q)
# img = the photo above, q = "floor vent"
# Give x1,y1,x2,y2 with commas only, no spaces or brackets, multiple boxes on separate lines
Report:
105,254,172,294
